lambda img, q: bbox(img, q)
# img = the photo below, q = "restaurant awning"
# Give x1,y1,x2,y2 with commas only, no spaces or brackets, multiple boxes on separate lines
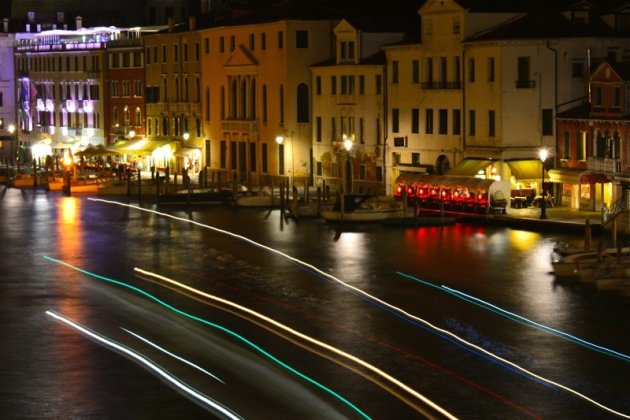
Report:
580,172,613,184
175,147,202,157
446,158,492,176
107,139,177,154
547,168,584,184
506,159,543,181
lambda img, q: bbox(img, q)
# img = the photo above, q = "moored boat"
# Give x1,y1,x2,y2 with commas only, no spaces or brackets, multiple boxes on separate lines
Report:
320,194,406,222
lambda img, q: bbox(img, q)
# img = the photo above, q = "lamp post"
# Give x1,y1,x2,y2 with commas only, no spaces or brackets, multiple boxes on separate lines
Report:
344,136,353,193
539,148,548,219
62,149,73,196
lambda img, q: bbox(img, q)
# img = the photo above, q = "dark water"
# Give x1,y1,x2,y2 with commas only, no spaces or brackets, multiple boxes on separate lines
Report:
0,188,628,419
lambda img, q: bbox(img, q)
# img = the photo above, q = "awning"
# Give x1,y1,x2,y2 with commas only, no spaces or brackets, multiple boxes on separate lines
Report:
580,172,613,184
107,139,177,154
506,160,543,181
548,168,584,184
175,147,202,157
446,158,492,176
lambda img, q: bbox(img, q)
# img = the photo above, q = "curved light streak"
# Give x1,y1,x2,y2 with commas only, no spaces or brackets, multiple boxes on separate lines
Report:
43,256,372,420
134,267,456,419
86,198,630,419
121,327,225,383
45,310,241,419
397,272,630,363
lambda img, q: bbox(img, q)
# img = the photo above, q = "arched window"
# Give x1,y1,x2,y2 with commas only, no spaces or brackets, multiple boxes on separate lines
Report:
124,106,130,126
162,77,168,101
297,83,309,123
240,79,247,119
184,77,189,102
279,84,284,124
196,77,201,102
135,107,141,126
230,79,237,119
220,86,225,120
262,84,267,123
249,79,256,120
205,87,210,121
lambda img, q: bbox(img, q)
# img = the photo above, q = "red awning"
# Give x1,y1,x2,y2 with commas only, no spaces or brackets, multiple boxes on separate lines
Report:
580,172,612,184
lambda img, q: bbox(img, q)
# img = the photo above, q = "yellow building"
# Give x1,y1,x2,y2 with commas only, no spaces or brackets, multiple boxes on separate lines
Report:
312,19,406,194
199,16,334,188
143,20,202,175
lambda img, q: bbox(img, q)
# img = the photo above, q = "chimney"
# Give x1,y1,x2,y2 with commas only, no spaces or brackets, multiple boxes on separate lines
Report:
167,17,174,32
189,16,196,31
76,16,82,30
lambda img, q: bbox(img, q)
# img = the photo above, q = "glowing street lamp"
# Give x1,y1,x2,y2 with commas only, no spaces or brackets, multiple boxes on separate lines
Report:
343,135,353,193
182,132,190,141
62,149,73,196
539,148,548,219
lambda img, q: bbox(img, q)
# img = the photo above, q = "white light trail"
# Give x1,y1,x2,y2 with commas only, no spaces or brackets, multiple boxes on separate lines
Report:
135,267,456,419
45,310,241,419
121,327,225,384
88,198,630,419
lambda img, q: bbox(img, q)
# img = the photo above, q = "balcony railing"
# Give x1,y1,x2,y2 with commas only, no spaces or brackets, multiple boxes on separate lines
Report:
220,119,259,133
421,81,462,90
587,156,621,173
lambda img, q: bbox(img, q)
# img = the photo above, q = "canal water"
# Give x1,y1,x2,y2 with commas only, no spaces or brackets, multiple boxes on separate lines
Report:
0,188,628,419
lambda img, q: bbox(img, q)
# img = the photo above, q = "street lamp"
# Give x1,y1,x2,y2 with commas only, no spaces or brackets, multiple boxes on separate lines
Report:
344,135,353,193
539,148,548,219
62,149,73,196
182,132,190,141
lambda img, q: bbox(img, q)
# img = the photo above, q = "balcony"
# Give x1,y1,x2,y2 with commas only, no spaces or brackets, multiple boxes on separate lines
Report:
421,81,461,90
587,156,621,173
220,119,259,133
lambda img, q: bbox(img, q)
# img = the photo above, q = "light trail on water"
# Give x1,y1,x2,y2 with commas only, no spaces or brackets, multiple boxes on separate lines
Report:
86,198,630,419
45,310,241,419
121,327,225,383
44,256,374,420
396,271,630,363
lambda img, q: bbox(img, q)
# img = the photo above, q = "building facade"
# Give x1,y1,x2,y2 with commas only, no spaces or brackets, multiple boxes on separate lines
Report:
0,33,16,163
312,19,406,194
199,15,335,188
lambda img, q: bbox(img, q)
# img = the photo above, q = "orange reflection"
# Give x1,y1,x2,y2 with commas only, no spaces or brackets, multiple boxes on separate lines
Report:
58,197,82,260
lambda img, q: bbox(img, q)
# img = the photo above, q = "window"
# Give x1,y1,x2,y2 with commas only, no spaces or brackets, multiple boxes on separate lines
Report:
296,30,308,48
261,32,266,50
219,36,225,53
173,44,178,62
230,35,235,52
487,57,495,82
392,108,399,133
316,76,321,95
392,60,398,84
278,31,283,49
146,47,151,64
331,76,336,95
376,74,382,95
297,83,309,123
316,116,322,142
411,108,419,134
135,107,141,126
262,84,267,122
183,43,188,62
440,57,447,84
468,58,475,82
279,85,284,124
488,110,495,137
594,87,602,106
426,58,433,83
359,75,365,94
542,109,553,135
331,117,336,139
469,110,476,136
204,37,209,54
249,33,255,50
571,61,584,78
517,57,532,88
453,109,461,135
613,88,621,107
577,131,586,160
439,109,448,134
153,47,158,64
453,18,461,34
412,60,419,83
194,42,199,61
562,132,570,159
425,109,434,134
